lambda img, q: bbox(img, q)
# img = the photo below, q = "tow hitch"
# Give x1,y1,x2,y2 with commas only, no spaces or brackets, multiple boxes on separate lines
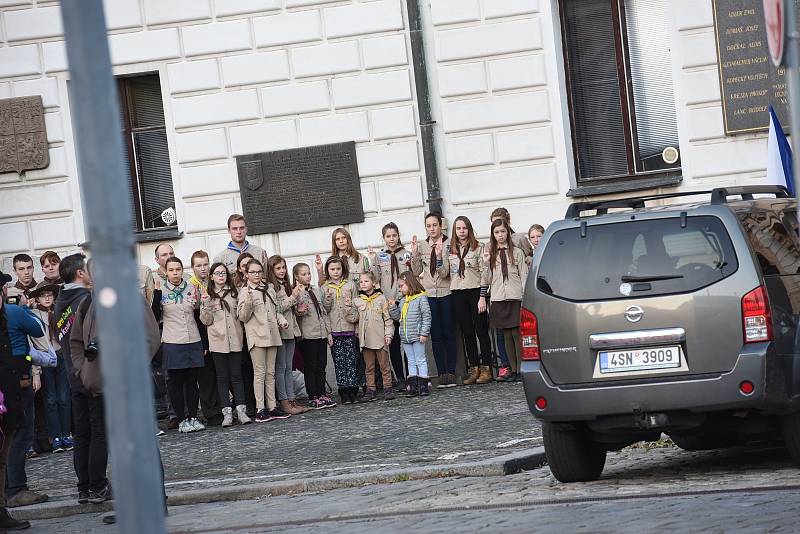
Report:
634,409,669,429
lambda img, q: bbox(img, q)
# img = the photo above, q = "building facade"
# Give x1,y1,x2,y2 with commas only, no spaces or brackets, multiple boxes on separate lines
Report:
0,0,778,276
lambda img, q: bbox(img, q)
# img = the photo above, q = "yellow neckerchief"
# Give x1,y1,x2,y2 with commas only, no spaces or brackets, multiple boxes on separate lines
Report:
189,274,207,291
401,291,426,338
360,292,382,305
325,279,347,300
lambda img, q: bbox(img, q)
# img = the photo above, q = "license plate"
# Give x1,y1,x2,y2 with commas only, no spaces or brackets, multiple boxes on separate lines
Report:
598,346,681,374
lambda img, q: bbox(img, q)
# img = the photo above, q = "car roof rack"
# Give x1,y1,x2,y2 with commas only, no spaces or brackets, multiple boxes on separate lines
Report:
565,185,791,219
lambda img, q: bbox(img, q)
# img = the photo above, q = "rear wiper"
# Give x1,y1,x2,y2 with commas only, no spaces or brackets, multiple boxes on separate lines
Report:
621,274,684,282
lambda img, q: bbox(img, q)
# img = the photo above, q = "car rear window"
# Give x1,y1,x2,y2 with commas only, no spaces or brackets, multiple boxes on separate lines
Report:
536,216,738,301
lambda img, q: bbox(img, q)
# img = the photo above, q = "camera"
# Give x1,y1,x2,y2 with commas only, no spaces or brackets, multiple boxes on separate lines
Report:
85,340,100,362
4,295,20,305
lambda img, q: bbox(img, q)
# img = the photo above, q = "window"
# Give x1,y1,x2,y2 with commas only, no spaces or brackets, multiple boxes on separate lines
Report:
560,0,681,183
537,217,738,302
117,74,177,232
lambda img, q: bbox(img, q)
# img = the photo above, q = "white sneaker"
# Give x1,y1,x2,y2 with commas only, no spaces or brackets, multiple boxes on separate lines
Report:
190,418,205,432
178,419,191,433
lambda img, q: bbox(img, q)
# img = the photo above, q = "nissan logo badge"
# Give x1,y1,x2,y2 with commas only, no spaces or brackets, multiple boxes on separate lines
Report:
624,305,644,323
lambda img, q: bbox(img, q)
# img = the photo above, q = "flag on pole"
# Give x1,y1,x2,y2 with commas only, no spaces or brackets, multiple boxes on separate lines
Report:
767,104,795,196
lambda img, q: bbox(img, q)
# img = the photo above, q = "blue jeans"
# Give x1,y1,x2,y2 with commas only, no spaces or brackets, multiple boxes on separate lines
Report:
429,295,458,375
496,330,510,366
5,386,34,498
43,352,72,439
403,342,428,378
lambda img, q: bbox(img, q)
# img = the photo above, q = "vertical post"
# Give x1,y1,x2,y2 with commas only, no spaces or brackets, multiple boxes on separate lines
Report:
786,0,800,198
59,2,166,533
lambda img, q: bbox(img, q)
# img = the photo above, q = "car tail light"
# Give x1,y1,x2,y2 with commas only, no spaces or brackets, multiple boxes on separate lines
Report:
742,286,772,343
520,307,540,360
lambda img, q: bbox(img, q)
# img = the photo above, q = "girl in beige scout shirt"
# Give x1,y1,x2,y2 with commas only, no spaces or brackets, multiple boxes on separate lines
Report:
480,219,529,382
315,227,376,286
293,263,335,410
237,259,290,423
411,212,458,388
152,256,206,434
321,256,360,405
355,271,395,402
266,255,309,416
449,216,493,386
200,263,251,428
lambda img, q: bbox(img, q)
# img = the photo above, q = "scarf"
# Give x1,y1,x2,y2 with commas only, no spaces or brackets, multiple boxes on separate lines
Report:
251,283,275,306
325,279,347,300
227,240,251,254
457,244,470,279
164,280,190,304
359,289,383,305
38,304,58,344
386,246,405,287
499,248,509,282
401,291,426,338
15,279,37,299
211,285,235,312
189,274,207,292
306,286,322,317
44,276,63,285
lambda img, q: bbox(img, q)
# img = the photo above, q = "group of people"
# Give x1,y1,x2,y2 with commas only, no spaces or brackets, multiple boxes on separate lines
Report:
0,206,543,531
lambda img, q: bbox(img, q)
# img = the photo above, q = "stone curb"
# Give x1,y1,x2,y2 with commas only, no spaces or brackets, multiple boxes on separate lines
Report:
12,447,546,521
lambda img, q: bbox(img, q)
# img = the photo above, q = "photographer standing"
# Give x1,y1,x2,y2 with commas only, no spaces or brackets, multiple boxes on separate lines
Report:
1,269,45,530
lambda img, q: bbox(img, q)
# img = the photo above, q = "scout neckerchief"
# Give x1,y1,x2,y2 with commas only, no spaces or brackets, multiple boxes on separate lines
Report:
305,285,323,317
456,242,472,279
227,240,251,254
401,291,426,338
189,274,207,292
384,246,405,287
359,288,383,305
325,279,347,300
14,279,37,299
165,280,191,304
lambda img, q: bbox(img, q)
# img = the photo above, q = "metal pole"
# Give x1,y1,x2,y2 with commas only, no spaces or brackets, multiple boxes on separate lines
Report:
59,2,166,532
786,0,800,198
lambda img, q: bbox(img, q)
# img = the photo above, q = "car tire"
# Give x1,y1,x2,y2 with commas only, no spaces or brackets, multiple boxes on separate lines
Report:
542,422,606,482
669,433,730,452
781,411,800,463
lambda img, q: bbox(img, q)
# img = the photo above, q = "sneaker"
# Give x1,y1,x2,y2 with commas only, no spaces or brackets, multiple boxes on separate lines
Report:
236,405,253,424
321,395,337,408
359,389,377,403
178,419,192,433
383,387,396,401
436,374,448,389
156,429,166,437
78,490,90,504
52,437,64,453
62,435,75,451
267,408,291,420
496,366,512,382
25,447,39,460
7,489,48,508
189,418,206,432
88,484,113,504
255,409,271,422
0,507,30,530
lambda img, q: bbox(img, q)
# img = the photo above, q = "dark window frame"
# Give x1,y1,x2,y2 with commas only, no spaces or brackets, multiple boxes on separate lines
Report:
558,0,682,186
116,73,178,235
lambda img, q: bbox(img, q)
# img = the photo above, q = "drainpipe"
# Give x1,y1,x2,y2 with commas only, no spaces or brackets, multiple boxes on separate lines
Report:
407,0,443,216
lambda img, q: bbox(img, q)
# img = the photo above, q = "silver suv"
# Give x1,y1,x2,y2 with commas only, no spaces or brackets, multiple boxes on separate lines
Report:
521,186,800,482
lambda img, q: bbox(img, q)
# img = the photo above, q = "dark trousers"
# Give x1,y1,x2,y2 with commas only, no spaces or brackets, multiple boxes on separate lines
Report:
212,352,246,408
429,294,458,375
388,321,405,382
452,288,493,367
71,390,108,493
33,387,50,453
0,428,16,507
299,338,328,399
5,386,33,498
197,353,221,423
43,353,72,439
167,368,200,421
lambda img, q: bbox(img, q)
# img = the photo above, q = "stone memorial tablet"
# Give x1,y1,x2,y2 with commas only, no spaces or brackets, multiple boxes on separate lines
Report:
0,96,49,174
236,142,364,235
712,0,798,134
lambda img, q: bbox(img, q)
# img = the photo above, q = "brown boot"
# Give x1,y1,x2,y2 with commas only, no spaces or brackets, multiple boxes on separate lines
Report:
291,399,311,413
281,399,300,415
476,365,493,384
463,366,480,385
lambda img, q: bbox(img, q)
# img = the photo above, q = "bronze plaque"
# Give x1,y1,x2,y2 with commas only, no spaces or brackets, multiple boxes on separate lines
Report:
0,96,49,173
712,0,799,135
236,142,364,235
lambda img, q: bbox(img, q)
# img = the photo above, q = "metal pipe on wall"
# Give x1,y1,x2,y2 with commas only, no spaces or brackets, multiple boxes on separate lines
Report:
59,1,166,532
787,0,800,200
407,0,443,216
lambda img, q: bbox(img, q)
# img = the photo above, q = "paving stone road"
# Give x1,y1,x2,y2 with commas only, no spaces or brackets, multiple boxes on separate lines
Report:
26,382,541,502
30,442,800,533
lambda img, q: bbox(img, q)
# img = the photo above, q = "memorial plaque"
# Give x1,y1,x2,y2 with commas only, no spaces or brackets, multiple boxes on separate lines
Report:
0,96,49,173
236,142,364,235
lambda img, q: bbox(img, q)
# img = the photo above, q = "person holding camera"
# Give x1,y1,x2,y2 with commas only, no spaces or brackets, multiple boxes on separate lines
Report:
1,268,47,530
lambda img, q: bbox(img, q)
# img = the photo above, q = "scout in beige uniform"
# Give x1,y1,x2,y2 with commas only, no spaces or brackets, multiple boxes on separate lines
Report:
448,216,493,385
321,256,360,405
315,227,377,286
355,271,395,402
480,219,529,381
237,258,290,423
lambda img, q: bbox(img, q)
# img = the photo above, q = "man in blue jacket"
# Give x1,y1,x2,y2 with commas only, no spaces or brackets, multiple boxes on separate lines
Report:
1,268,45,530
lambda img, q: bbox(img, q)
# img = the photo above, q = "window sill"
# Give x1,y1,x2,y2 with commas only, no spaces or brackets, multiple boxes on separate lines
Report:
567,175,683,198
133,227,183,244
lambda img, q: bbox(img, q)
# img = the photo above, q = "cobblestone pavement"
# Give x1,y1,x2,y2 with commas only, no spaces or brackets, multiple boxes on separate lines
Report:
30,442,800,533
26,382,541,501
